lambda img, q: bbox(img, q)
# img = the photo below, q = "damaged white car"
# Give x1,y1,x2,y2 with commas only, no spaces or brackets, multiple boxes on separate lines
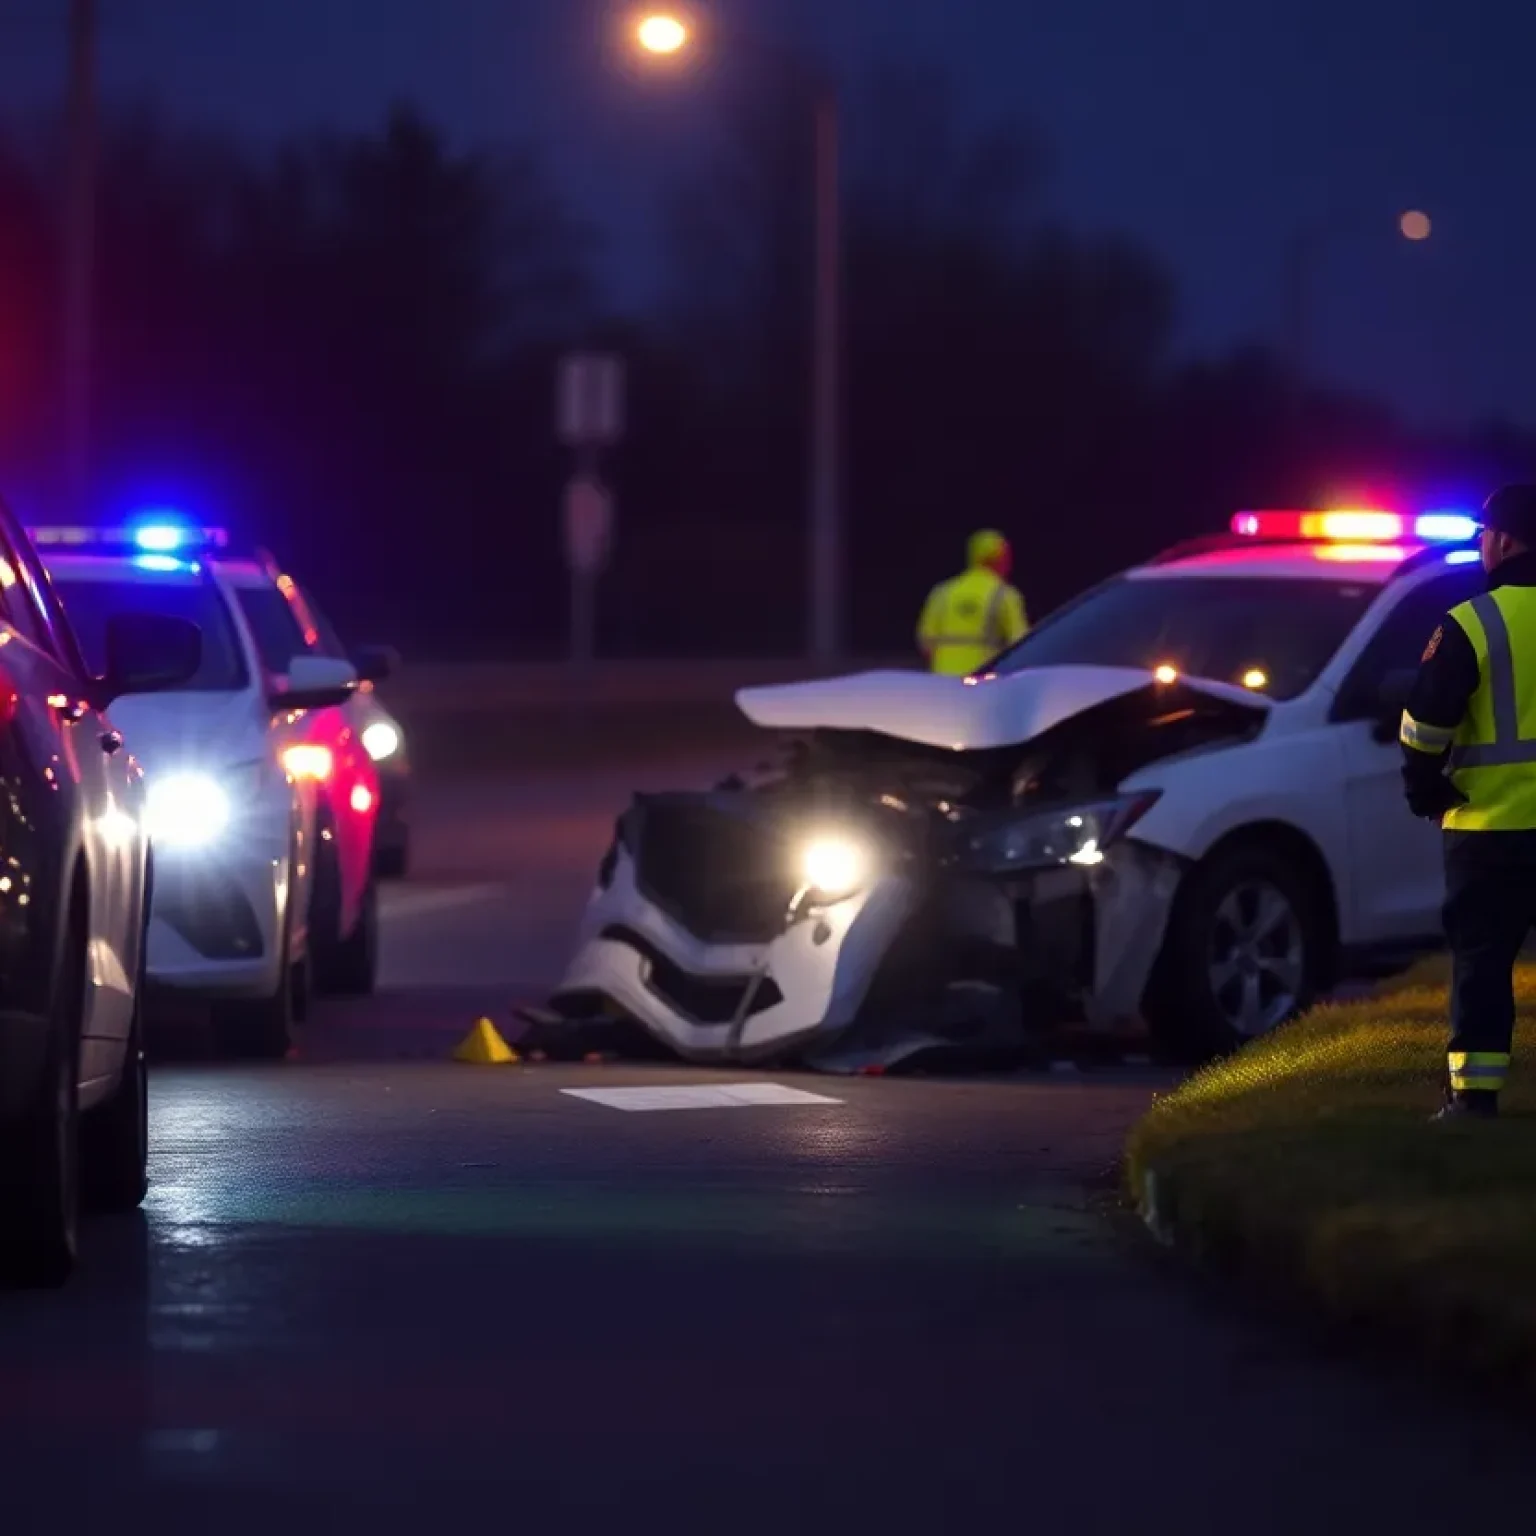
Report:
531,509,1484,1068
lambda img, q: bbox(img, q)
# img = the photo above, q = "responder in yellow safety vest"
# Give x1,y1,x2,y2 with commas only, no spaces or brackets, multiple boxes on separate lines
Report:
916,529,1028,675
1400,484,1536,1121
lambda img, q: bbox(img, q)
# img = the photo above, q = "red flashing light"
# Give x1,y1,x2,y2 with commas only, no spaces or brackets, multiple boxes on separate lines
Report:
1231,509,1403,542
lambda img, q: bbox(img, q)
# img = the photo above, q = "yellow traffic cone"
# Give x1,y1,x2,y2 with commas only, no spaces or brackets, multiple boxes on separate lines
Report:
453,1017,519,1065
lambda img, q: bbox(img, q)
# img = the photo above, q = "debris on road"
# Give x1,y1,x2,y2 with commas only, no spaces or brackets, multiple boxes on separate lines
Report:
452,1017,520,1065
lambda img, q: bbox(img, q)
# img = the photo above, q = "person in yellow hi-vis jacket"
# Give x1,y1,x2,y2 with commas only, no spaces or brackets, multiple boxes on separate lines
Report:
1399,484,1536,1121
916,529,1028,675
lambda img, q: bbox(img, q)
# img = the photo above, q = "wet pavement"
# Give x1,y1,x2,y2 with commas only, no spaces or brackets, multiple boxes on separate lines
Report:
3,759,1530,1533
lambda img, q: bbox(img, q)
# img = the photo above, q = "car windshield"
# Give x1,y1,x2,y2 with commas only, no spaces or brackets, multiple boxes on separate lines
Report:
988,574,1379,701
49,569,249,691
233,583,311,675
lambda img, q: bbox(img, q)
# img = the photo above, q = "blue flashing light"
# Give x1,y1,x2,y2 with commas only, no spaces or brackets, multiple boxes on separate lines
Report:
28,522,229,553
133,523,186,552
131,553,198,574
1415,512,1479,543
1445,548,1481,566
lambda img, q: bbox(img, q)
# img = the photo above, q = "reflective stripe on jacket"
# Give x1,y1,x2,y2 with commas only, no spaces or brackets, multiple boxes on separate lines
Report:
916,568,1027,676
1441,586,1536,831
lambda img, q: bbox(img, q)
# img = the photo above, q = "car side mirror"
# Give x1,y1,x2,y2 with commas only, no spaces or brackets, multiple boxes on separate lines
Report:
350,643,400,684
94,613,202,708
1370,668,1416,742
267,653,358,714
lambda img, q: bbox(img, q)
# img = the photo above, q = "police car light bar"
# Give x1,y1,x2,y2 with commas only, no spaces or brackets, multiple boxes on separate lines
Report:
29,522,230,553
1230,509,1479,543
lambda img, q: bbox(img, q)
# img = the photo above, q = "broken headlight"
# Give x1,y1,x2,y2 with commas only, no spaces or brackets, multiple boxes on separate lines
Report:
954,791,1160,875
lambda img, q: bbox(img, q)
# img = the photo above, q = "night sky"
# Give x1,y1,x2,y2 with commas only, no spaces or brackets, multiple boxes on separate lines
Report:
1,0,1531,428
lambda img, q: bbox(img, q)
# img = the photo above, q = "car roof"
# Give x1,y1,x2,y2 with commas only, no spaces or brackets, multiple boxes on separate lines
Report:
1132,541,1431,585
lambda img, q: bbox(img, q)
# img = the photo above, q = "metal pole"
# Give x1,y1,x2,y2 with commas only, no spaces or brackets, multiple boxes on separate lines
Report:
63,0,97,521
808,87,841,663
570,569,595,667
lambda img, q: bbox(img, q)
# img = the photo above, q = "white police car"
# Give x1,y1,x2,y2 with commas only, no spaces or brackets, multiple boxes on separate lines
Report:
34,522,359,1058
541,507,1485,1068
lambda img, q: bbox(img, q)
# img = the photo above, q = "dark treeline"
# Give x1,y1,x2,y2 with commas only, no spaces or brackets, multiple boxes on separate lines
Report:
0,70,1528,660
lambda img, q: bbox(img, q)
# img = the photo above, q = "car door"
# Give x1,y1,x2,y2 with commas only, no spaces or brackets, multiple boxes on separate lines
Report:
1332,565,1484,944
0,515,144,1076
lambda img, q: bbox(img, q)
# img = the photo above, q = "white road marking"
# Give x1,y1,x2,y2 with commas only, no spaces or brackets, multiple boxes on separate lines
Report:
561,1083,844,1112
380,884,507,921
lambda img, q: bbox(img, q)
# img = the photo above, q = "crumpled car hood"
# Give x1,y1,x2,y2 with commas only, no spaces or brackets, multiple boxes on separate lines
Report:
736,665,1270,752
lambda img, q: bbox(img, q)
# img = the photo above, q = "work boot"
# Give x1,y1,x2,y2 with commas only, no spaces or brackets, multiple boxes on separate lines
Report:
1431,1089,1499,1122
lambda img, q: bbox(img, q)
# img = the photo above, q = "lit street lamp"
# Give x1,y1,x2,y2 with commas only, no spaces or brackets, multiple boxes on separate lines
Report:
1287,209,1431,385
630,12,844,664
635,13,689,55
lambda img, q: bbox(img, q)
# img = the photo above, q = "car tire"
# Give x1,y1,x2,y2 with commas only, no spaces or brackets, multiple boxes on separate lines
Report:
0,909,84,1289
213,866,295,1061
214,967,294,1061
1143,841,1325,1063
82,915,150,1215
321,878,378,997
373,838,408,881
290,947,312,1024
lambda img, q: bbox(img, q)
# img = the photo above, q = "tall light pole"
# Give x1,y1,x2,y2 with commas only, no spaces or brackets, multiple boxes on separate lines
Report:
63,0,98,520
1287,208,1431,386
633,12,844,663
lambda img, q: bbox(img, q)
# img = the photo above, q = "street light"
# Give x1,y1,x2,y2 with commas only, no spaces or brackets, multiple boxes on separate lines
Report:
1287,210,1431,384
628,12,844,664
635,13,688,55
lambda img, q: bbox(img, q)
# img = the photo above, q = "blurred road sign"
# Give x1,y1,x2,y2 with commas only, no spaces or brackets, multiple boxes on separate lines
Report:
557,353,624,446
563,472,612,575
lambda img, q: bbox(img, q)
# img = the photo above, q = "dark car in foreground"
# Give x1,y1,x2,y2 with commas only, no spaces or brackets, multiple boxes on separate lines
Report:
0,511,200,1287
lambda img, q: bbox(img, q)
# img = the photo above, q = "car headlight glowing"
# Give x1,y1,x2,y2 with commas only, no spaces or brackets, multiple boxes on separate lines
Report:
799,834,869,902
361,721,401,762
145,773,231,850
958,792,1161,875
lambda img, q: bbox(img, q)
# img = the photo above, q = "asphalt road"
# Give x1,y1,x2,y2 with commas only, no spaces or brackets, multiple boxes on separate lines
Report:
2,757,1530,1532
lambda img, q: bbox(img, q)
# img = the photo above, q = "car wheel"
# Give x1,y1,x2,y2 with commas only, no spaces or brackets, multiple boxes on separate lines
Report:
373,838,408,881
0,911,84,1289
82,917,150,1215
214,968,294,1061
1144,842,1324,1063
213,869,295,1061
290,947,313,1024
322,878,378,997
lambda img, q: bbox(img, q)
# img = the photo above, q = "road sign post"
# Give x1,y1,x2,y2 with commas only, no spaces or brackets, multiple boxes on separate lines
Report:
562,471,612,667
557,353,624,449
556,352,625,669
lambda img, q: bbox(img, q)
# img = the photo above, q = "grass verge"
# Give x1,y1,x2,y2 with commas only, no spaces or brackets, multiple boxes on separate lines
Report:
1126,961,1536,1391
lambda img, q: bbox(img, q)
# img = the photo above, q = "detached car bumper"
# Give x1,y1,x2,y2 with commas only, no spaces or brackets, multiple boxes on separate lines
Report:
542,793,1185,1069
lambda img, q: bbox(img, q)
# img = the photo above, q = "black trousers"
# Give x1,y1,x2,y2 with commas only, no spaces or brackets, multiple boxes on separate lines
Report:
1443,830,1536,1080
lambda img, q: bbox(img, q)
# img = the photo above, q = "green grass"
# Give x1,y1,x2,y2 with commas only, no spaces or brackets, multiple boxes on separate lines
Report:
1126,961,1536,1389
